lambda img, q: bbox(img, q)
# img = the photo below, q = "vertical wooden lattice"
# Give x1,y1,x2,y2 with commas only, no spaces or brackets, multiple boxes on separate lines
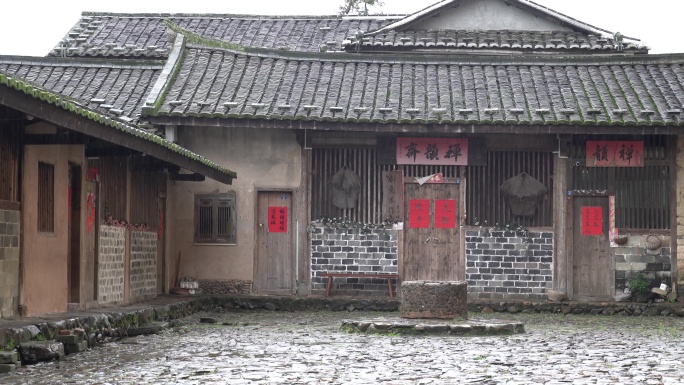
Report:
38,162,55,233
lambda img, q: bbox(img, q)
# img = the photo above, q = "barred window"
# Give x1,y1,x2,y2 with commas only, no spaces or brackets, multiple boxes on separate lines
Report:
38,162,55,233
194,192,236,244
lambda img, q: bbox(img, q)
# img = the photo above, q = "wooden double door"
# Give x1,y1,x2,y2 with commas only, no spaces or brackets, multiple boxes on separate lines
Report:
403,183,464,281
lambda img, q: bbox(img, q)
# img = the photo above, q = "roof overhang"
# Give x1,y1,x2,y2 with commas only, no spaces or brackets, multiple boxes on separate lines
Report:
0,84,235,184
146,115,684,136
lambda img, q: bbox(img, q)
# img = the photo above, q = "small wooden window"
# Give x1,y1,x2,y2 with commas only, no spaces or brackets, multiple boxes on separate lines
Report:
194,192,236,244
38,162,55,233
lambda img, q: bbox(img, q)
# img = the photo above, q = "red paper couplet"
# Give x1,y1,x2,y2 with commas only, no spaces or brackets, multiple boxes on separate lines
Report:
409,199,430,228
434,199,456,228
268,206,288,233
581,206,603,235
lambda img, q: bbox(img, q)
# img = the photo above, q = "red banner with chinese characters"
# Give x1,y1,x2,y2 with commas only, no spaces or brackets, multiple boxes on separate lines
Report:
586,141,644,167
396,137,469,165
86,193,96,233
268,206,288,233
434,199,456,228
582,206,603,235
409,199,430,228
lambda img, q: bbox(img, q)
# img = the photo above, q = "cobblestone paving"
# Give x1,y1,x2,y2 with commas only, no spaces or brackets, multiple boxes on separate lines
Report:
2,311,684,384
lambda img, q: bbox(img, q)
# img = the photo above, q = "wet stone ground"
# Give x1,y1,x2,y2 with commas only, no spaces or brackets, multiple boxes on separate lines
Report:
2,310,684,384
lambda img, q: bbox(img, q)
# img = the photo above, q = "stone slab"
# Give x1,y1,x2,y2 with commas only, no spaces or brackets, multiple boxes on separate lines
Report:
341,317,525,336
0,363,16,373
126,322,168,337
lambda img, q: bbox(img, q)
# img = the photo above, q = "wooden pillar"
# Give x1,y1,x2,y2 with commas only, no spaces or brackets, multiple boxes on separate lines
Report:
553,140,570,294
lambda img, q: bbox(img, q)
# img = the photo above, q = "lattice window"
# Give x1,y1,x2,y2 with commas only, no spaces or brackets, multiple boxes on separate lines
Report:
194,192,236,244
570,135,670,230
38,162,55,233
466,151,554,227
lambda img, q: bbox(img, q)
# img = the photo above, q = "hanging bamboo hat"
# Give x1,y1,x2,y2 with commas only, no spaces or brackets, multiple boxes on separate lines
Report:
330,165,362,209
499,172,548,216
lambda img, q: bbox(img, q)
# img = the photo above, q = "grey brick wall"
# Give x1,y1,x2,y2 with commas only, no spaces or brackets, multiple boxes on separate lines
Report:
0,209,20,319
615,234,672,293
310,226,398,297
130,231,157,301
98,225,126,305
466,228,553,300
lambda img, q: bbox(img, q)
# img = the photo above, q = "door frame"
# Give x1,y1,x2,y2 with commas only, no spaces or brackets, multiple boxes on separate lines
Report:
252,187,297,294
567,193,615,301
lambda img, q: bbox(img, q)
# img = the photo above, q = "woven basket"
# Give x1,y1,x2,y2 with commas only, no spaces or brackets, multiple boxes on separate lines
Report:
645,233,661,250
613,235,628,245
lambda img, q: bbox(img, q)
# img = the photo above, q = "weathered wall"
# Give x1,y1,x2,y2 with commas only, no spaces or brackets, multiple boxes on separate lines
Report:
98,226,125,305
198,279,252,295
411,0,573,32
615,234,672,292
677,135,684,285
466,228,554,300
170,126,301,283
0,209,20,318
310,227,399,297
129,231,157,301
22,145,83,316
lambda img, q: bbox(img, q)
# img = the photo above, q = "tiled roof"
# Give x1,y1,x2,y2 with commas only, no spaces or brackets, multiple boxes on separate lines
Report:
343,30,644,53
0,69,237,180
0,57,163,124
147,42,684,127
49,13,398,57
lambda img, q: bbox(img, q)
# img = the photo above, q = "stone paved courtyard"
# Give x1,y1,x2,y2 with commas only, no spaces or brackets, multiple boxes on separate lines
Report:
2,310,684,384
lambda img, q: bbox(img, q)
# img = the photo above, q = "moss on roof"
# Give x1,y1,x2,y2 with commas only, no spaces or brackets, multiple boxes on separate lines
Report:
0,72,236,179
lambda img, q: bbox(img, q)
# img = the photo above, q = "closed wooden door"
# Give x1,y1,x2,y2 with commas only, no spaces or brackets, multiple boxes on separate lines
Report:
403,183,463,281
572,196,614,300
255,191,294,294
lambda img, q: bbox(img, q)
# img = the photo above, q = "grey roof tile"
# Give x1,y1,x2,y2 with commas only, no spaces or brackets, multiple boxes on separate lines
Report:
0,57,162,124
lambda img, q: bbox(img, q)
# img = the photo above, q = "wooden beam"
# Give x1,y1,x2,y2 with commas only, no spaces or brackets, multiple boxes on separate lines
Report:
149,115,684,136
170,173,205,182
0,86,233,185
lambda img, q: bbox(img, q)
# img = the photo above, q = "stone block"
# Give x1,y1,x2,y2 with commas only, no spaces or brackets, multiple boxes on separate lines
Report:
0,363,16,373
0,350,19,364
64,340,88,355
18,341,65,363
400,281,467,319
56,334,81,345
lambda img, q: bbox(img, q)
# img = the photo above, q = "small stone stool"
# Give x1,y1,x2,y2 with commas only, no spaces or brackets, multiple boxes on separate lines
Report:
400,280,468,319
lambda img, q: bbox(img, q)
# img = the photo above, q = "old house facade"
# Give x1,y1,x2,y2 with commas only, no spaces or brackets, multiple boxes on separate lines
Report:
2,0,684,316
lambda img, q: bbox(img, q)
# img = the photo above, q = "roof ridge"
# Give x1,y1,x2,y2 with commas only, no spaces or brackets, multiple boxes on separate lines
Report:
178,36,684,66
0,55,165,69
80,11,404,20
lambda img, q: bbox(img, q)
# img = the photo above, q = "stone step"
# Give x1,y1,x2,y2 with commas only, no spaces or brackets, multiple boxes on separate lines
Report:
18,341,65,364
0,350,19,364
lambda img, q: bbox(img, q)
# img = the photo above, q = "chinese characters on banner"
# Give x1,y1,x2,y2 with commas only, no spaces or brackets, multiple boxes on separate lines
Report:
434,199,456,228
409,199,430,228
608,196,617,246
396,138,469,165
268,206,288,233
581,206,603,236
382,170,404,222
586,141,644,167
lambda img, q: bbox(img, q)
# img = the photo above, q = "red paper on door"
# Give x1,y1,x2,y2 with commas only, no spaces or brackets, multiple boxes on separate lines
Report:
581,206,603,235
434,199,456,228
268,206,288,233
409,199,430,228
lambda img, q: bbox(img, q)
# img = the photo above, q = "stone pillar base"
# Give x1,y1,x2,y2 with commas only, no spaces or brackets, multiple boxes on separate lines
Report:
400,280,468,319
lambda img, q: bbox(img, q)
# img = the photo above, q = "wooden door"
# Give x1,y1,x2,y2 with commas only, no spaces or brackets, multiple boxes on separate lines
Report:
403,183,463,281
572,196,614,300
255,191,294,294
